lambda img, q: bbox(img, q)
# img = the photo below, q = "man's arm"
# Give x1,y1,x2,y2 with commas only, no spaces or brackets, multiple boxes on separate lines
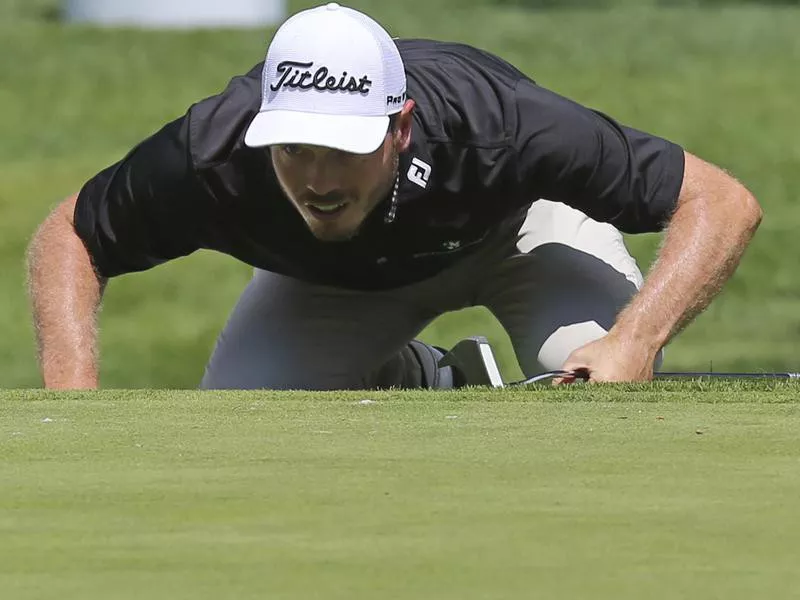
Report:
27,194,107,389
560,150,763,382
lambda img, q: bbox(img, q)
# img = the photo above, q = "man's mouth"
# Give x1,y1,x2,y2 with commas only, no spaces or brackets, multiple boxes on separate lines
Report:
305,201,348,220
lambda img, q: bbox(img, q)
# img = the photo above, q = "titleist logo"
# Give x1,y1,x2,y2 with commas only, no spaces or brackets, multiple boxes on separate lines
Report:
270,60,372,94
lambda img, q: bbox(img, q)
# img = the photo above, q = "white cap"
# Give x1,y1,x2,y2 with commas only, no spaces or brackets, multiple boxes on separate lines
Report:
244,3,407,154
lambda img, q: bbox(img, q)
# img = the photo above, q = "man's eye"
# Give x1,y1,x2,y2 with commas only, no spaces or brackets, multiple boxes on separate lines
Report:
282,145,302,156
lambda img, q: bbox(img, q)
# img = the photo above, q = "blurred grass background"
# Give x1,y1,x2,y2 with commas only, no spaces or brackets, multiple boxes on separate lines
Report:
2,0,799,387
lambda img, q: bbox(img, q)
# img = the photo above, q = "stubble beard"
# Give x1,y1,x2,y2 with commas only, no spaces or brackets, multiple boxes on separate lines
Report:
278,152,400,243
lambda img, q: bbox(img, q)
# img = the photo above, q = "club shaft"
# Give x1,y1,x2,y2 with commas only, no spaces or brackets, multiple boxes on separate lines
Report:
510,370,800,386
655,371,800,379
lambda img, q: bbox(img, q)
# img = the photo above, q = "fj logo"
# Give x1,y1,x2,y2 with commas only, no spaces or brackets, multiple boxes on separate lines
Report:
407,157,432,189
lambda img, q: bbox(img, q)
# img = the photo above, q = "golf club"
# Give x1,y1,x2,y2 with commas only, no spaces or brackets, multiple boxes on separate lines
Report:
440,339,800,387
508,369,800,386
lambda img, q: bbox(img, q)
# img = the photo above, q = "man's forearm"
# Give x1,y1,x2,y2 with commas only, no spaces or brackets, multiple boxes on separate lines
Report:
27,195,107,389
610,152,762,354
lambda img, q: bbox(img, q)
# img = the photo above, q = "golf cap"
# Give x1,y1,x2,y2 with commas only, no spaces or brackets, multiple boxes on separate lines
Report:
244,3,407,154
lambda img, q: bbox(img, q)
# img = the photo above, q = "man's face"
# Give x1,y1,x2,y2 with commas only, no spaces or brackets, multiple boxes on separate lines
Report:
270,133,397,242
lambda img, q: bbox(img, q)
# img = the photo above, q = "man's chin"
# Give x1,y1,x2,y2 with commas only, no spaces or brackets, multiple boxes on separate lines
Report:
307,222,361,242
304,212,367,242
311,230,354,242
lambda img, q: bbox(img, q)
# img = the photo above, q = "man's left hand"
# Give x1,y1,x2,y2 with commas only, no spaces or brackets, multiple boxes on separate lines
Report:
555,334,658,384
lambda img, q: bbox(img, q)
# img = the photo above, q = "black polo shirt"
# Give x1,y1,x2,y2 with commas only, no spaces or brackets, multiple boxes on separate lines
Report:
73,38,685,290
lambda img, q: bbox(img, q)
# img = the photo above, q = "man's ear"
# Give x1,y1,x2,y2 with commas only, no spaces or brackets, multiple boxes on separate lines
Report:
394,99,416,152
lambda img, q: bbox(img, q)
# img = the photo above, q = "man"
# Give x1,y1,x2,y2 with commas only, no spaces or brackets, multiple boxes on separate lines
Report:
27,3,762,390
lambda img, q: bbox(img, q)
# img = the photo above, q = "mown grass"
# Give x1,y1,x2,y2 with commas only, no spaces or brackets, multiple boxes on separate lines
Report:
2,385,800,599
2,0,800,388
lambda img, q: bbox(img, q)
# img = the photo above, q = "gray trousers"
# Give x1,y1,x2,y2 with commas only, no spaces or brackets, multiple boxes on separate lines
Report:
200,201,657,390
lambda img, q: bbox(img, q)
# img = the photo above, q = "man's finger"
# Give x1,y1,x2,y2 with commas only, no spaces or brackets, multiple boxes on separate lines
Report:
551,374,573,386
552,366,590,385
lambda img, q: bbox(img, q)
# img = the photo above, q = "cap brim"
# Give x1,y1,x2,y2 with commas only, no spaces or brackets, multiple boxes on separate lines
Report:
244,110,390,155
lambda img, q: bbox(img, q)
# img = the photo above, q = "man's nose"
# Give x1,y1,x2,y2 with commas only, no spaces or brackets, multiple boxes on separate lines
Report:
306,160,339,196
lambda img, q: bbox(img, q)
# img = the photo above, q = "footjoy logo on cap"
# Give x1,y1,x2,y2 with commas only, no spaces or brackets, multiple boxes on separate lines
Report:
271,60,373,94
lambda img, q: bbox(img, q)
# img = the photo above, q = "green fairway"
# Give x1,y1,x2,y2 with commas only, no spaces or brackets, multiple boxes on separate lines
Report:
2,385,800,599
2,0,800,387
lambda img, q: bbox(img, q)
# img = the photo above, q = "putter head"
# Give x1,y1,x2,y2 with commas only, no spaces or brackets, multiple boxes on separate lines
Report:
438,336,504,388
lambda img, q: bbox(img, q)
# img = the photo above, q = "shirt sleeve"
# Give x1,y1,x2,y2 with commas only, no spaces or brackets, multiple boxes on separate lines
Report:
73,115,209,277
514,78,685,233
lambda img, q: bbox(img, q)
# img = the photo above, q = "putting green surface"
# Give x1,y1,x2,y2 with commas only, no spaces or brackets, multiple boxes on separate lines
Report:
2,385,799,599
